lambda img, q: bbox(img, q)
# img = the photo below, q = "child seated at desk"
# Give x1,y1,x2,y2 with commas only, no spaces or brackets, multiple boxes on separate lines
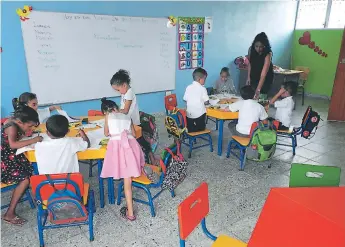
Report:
35,115,90,174
183,67,209,133
268,81,296,130
12,92,62,123
227,85,268,137
1,104,42,226
214,67,237,94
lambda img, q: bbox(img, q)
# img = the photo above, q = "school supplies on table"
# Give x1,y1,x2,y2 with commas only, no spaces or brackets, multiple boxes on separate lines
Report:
99,138,109,146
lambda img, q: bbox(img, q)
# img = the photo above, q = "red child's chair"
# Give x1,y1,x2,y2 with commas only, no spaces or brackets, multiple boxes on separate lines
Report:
165,94,177,114
178,182,247,247
30,173,95,247
87,110,103,116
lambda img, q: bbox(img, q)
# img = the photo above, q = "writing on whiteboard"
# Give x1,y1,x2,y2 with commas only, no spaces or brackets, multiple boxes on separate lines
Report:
21,11,176,105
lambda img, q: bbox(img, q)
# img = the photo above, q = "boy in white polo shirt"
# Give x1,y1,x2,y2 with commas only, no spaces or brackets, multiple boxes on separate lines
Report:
269,81,296,130
183,67,209,133
35,115,90,174
227,85,268,137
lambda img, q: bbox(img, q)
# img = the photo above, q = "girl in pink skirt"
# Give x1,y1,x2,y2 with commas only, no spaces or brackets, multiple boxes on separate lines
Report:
100,98,145,221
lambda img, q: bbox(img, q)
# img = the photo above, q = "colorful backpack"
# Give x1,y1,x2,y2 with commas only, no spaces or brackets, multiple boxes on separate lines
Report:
139,111,159,152
246,121,277,162
301,106,321,139
44,174,88,225
161,141,187,192
165,108,187,139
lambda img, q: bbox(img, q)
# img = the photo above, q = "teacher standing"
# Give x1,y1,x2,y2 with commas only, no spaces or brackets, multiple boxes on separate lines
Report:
247,32,274,99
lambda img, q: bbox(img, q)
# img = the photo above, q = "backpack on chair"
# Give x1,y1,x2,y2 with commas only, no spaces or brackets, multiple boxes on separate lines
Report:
139,111,159,152
246,121,277,162
161,141,187,192
44,174,88,225
165,108,187,139
301,106,321,139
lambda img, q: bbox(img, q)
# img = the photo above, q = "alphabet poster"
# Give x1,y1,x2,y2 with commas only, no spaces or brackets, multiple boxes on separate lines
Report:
178,17,205,70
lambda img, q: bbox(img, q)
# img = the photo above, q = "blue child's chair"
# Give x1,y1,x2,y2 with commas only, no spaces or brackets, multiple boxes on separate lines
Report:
115,144,178,217
1,182,35,210
30,173,94,247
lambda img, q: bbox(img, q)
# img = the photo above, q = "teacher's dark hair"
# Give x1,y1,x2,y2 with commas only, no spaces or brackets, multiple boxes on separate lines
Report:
249,32,272,57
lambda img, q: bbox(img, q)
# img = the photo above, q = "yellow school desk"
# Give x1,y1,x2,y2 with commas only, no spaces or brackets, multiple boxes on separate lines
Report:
206,108,238,156
25,115,142,208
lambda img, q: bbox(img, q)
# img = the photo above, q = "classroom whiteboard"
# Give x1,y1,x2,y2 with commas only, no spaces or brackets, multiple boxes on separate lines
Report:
20,11,177,105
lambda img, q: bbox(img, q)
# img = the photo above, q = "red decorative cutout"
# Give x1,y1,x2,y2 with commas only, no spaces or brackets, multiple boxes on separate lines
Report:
299,31,328,58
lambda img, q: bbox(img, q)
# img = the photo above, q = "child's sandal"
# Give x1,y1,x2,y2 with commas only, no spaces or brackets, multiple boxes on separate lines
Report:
120,207,136,221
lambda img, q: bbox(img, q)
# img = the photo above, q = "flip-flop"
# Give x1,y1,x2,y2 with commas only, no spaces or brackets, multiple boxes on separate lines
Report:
2,216,27,226
120,207,136,221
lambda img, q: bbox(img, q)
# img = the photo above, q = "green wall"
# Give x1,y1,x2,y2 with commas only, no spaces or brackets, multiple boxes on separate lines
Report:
292,29,343,97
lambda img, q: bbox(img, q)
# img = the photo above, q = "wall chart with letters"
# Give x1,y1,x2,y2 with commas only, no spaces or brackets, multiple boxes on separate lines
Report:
178,17,205,70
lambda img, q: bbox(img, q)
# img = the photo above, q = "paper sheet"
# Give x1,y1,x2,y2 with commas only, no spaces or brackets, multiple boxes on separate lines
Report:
16,128,108,155
86,128,108,149
16,133,51,155
89,119,105,128
57,109,80,123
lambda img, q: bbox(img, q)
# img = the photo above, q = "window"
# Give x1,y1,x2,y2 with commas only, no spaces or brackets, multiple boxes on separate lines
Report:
328,0,345,28
295,0,345,29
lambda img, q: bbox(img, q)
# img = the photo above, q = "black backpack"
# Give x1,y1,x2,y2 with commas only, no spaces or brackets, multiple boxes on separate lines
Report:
301,106,321,139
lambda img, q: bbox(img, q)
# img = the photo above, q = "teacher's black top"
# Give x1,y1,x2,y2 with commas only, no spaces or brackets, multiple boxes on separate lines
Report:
249,49,274,94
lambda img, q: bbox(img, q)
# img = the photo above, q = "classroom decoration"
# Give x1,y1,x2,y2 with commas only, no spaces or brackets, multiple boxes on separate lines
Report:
204,17,213,33
20,11,176,105
178,17,205,70
234,56,249,69
16,5,32,22
167,16,177,28
298,31,328,58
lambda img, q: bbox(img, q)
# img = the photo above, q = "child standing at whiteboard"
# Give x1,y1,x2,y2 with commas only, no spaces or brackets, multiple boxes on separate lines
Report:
12,92,62,123
110,69,159,166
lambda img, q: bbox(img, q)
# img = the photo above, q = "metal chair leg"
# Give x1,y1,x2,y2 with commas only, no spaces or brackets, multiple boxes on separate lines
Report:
302,88,305,106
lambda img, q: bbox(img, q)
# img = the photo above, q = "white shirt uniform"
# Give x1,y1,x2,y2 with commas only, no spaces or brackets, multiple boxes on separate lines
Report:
35,137,88,174
229,99,268,135
120,88,140,126
183,81,209,119
37,107,50,123
108,112,134,140
274,96,294,127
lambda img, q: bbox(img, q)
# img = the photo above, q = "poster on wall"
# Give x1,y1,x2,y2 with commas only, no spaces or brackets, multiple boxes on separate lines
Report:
178,17,205,70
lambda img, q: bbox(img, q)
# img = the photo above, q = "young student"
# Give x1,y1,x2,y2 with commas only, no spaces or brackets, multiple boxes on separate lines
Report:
1,104,42,226
214,67,237,94
35,115,90,174
183,67,209,133
100,98,145,221
227,85,268,137
110,69,159,165
269,81,297,130
12,92,62,123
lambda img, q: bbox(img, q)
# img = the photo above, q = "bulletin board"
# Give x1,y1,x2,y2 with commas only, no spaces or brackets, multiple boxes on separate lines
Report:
178,17,205,70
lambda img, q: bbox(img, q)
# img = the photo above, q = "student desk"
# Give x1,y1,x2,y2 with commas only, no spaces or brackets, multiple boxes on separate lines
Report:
238,68,303,96
25,116,142,208
248,187,345,247
206,108,238,156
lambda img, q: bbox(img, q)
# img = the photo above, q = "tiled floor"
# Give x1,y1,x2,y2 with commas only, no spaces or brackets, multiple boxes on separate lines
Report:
2,96,345,247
